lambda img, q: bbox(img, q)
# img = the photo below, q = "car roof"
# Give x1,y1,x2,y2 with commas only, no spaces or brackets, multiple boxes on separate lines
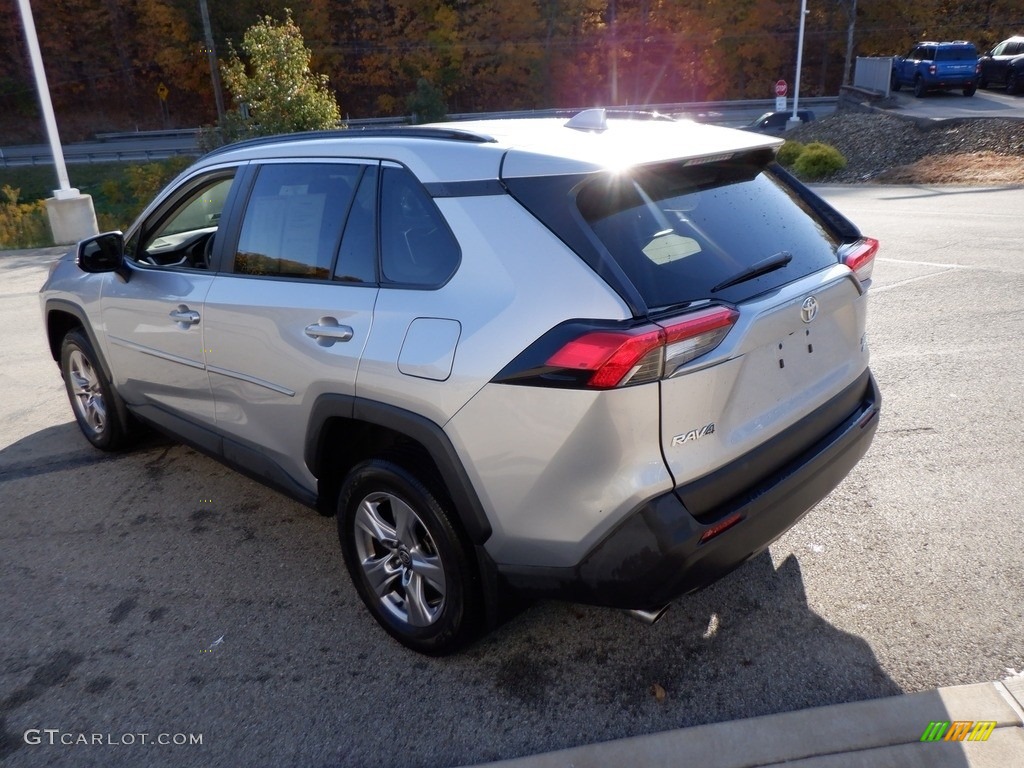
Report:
193,111,782,183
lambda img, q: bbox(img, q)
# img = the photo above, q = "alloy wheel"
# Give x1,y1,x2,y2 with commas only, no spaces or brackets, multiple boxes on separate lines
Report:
67,349,106,435
353,491,447,627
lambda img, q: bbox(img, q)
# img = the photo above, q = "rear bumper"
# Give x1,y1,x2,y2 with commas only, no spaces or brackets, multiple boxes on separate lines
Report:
923,75,976,89
499,370,880,609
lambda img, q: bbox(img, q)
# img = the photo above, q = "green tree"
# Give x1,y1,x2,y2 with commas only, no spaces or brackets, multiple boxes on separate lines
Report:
407,78,448,123
220,10,340,140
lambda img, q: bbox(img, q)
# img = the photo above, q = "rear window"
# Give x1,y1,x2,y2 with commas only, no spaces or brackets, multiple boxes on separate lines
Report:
571,160,840,308
936,46,977,61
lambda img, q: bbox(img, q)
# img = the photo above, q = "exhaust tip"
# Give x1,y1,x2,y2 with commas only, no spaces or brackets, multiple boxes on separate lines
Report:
624,604,671,625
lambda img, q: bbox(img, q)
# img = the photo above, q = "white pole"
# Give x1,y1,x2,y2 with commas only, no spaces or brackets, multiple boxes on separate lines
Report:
15,0,77,199
790,0,809,125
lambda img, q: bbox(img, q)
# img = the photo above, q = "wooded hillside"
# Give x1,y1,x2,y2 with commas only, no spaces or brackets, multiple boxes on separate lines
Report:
1,0,1021,142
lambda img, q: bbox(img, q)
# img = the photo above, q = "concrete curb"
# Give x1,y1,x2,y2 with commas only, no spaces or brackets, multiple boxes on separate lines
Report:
467,680,1024,768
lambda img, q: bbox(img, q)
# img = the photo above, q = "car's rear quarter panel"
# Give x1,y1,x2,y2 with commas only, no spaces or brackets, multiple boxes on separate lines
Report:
354,194,630,426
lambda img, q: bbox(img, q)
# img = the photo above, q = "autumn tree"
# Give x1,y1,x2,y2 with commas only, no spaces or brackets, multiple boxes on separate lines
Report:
219,10,340,140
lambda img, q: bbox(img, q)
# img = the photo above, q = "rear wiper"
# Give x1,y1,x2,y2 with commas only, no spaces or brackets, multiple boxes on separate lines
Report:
710,251,792,293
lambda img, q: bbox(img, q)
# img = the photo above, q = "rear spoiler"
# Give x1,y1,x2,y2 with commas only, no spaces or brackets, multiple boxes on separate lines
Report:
769,162,862,242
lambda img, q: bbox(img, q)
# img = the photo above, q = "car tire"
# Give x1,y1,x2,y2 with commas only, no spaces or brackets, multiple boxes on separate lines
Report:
963,84,976,97
337,457,484,655
60,329,133,451
913,76,927,98
1008,71,1020,95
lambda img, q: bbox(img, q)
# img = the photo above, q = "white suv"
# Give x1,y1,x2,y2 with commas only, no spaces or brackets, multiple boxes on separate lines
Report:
41,110,880,654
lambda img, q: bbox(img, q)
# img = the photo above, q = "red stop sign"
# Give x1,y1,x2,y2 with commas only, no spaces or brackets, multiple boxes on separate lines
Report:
774,80,788,97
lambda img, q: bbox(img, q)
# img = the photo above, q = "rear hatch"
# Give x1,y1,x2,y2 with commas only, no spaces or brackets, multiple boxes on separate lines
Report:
935,45,978,78
505,147,874,502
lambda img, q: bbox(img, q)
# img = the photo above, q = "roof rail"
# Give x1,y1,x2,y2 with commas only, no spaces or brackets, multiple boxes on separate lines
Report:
200,125,496,161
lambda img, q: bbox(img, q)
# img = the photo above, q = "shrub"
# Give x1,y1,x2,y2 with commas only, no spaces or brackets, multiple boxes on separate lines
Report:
792,142,847,180
0,185,53,249
125,157,191,205
97,157,192,229
776,140,805,167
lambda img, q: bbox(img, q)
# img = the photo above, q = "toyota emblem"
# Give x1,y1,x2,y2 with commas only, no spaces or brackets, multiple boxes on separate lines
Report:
800,296,819,323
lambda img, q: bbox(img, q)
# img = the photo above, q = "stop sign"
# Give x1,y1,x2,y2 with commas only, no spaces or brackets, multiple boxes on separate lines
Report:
774,80,788,97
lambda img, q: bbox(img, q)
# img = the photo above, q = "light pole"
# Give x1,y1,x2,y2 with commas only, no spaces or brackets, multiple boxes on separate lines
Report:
15,0,72,196
15,0,98,243
789,0,809,128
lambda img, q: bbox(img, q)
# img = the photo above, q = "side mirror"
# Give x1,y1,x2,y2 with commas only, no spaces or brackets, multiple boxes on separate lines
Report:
77,231,129,280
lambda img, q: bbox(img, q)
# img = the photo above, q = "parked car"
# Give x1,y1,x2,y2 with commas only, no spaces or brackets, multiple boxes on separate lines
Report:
41,110,881,654
979,35,1024,94
891,41,979,97
745,109,815,134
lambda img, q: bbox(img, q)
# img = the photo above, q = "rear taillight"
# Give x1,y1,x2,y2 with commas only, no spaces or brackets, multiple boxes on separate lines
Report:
544,306,738,389
841,237,878,284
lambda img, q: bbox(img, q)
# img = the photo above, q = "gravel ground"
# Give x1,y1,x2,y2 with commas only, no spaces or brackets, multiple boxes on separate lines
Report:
785,111,1024,183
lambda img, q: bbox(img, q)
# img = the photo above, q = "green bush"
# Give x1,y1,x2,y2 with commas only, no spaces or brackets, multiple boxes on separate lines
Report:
0,157,195,248
791,142,847,180
0,185,53,249
776,140,805,167
93,156,192,230
124,157,191,206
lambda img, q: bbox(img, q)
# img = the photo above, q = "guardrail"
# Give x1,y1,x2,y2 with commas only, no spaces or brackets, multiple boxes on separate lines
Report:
94,128,201,142
0,147,199,168
1,97,838,168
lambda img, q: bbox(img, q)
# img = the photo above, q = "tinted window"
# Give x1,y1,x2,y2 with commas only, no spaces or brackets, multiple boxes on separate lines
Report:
936,46,977,61
379,166,460,286
573,159,840,308
234,164,360,279
334,165,378,284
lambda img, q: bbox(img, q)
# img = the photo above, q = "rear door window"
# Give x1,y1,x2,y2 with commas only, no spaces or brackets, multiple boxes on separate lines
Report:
233,163,361,280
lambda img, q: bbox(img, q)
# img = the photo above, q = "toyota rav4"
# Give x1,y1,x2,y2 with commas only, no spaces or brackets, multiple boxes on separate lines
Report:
40,110,881,654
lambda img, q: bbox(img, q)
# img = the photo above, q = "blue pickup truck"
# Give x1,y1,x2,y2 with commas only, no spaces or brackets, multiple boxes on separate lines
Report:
891,41,979,97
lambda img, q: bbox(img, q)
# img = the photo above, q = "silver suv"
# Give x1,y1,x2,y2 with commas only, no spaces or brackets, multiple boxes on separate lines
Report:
40,111,880,654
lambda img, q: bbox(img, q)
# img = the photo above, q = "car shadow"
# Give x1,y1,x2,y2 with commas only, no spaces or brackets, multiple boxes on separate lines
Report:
0,422,170,483
456,551,905,751
0,421,979,768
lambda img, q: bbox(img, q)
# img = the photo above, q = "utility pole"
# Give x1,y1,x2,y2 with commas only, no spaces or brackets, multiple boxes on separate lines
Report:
789,0,809,128
199,0,225,122
840,0,858,86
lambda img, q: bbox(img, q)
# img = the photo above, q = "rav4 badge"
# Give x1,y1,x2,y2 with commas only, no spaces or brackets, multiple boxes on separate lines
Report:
672,423,715,446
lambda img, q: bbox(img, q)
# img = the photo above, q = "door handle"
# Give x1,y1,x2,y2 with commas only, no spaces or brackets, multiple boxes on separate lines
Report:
305,318,353,347
169,305,200,328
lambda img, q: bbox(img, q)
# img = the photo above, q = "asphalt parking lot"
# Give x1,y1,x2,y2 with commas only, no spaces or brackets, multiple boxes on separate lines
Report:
1,184,1022,768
